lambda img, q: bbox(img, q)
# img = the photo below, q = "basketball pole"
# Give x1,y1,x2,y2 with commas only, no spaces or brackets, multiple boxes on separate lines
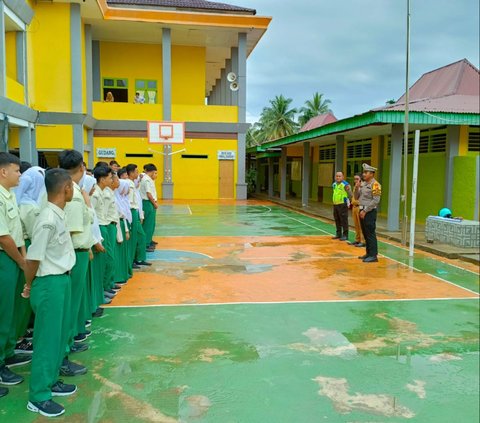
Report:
409,130,420,257
401,0,411,246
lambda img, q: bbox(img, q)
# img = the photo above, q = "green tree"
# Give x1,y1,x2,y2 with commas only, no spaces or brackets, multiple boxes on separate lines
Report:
298,92,332,127
260,95,298,142
246,122,264,148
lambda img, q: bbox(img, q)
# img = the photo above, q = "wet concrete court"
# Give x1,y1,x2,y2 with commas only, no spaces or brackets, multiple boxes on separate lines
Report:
2,201,479,422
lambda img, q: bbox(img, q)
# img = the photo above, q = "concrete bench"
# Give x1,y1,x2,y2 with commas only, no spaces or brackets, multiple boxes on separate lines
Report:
425,216,480,248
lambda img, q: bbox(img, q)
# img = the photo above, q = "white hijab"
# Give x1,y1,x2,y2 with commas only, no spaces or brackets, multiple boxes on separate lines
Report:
15,166,46,206
82,175,97,195
115,179,132,223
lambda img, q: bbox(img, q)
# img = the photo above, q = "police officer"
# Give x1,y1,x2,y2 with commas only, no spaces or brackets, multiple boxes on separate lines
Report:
358,163,381,263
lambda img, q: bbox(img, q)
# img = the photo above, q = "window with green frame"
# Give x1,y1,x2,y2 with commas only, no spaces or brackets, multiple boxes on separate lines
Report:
319,144,336,162
386,126,447,155
346,138,372,178
135,79,158,104
102,77,128,103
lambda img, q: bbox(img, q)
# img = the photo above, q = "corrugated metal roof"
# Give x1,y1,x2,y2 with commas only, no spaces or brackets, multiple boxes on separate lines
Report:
378,59,480,114
299,113,337,132
106,0,256,14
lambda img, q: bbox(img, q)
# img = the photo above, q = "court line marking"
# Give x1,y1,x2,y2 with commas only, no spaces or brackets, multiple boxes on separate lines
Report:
106,297,479,309
147,249,213,259
187,205,193,215
279,214,331,235
275,211,479,295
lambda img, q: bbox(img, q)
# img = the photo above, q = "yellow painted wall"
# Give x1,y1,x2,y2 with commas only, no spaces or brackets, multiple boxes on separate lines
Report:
371,136,380,168
99,41,163,104
171,46,206,105
5,32,16,80
93,102,164,121
28,3,72,112
286,146,304,156
6,77,24,104
459,125,469,156
8,127,20,149
36,125,74,150
93,136,165,198
172,138,238,199
172,105,237,123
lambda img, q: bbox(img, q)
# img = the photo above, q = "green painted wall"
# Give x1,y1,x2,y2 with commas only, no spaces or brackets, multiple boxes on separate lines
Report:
380,153,446,223
452,155,478,220
291,180,302,198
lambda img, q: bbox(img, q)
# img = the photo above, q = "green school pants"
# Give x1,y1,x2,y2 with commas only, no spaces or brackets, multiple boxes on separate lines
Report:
0,251,20,366
92,249,106,307
114,219,129,283
100,225,115,291
142,200,156,249
106,223,117,290
68,251,89,346
130,209,146,263
29,273,71,402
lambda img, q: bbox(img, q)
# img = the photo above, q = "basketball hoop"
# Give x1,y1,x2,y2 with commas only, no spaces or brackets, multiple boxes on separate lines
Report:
148,121,185,145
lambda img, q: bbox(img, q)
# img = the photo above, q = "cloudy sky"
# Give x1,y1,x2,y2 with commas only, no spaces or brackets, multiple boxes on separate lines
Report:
238,0,480,122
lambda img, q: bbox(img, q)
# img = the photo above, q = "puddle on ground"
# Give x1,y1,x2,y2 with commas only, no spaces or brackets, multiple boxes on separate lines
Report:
336,289,396,298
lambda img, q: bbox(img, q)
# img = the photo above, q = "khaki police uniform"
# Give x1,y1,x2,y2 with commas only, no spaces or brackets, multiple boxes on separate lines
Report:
139,174,157,249
65,182,95,345
27,202,75,403
351,186,364,244
359,164,382,259
0,184,25,368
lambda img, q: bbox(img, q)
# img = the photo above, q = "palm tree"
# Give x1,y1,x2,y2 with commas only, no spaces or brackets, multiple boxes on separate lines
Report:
246,122,264,148
298,92,332,127
260,95,298,142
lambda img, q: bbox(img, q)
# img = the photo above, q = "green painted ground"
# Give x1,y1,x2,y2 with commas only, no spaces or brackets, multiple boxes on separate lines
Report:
3,300,479,422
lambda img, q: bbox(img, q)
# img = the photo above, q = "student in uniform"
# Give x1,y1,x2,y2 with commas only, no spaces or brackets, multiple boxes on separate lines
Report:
113,179,132,285
24,168,77,417
140,164,158,253
59,150,95,356
126,164,150,268
91,166,115,303
9,166,46,358
0,153,26,397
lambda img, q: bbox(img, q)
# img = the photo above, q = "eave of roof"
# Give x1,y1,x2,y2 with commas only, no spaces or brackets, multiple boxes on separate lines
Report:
260,110,480,150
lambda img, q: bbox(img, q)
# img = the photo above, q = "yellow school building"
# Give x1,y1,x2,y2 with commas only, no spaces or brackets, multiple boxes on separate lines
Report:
0,0,271,199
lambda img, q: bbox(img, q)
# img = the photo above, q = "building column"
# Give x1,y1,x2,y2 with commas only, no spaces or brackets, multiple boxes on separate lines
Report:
16,31,27,103
268,157,274,197
302,142,311,207
85,24,93,115
255,158,261,194
87,129,94,168
92,40,101,101
335,135,345,172
70,3,83,152
162,27,173,199
19,126,36,164
230,47,239,106
280,148,287,201
0,1,6,97
235,33,247,199
445,126,460,209
387,124,403,231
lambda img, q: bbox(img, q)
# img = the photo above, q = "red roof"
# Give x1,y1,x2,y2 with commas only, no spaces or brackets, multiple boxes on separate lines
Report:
106,0,256,14
378,59,480,114
300,113,337,132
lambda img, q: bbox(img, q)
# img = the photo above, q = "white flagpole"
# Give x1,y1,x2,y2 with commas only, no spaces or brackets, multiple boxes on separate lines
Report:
409,130,420,257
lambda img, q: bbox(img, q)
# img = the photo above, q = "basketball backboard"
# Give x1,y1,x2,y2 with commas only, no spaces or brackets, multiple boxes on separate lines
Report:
148,121,185,144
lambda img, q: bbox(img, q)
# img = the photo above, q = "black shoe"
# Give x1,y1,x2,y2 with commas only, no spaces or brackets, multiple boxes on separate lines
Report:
116,280,127,285
27,400,65,417
112,285,122,292
51,380,77,397
363,256,379,263
355,243,366,248
339,236,348,241
0,365,24,385
103,297,112,305
15,339,33,354
70,343,89,354
358,254,368,260
85,320,92,328
80,330,91,338
92,308,104,318
146,247,155,253
5,354,32,368
0,387,8,397
136,261,152,266
24,329,34,341
104,290,116,299
331,236,341,240
132,263,141,269
74,333,87,343
151,241,158,245
60,358,87,377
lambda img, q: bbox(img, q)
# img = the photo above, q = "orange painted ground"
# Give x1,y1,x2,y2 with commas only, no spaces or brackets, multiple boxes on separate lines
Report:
108,236,478,306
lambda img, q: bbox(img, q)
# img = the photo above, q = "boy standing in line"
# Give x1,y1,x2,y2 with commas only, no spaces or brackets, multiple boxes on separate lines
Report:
25,169,77,417
140,164,158,252
0,153,26,397
332,171,352,241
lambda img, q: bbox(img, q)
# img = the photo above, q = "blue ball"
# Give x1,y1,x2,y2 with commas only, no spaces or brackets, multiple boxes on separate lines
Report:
439,208,452,218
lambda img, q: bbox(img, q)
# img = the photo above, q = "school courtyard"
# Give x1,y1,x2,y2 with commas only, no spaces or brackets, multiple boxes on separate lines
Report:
1,201,478,422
